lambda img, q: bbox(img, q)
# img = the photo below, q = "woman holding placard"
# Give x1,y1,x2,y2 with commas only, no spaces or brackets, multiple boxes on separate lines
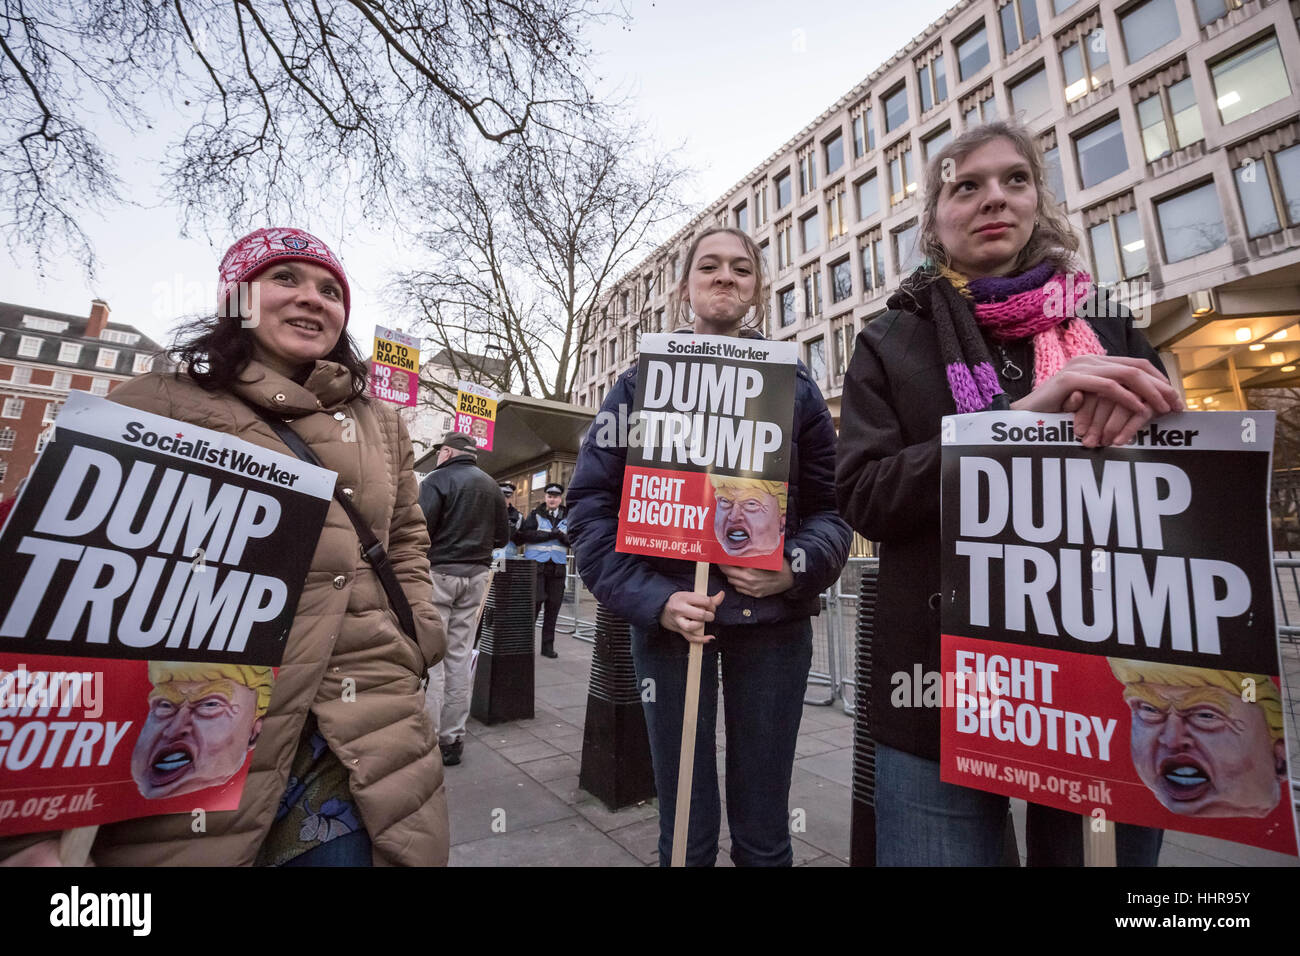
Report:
568,227,851,866
3,228,448,867
835,122,1180,865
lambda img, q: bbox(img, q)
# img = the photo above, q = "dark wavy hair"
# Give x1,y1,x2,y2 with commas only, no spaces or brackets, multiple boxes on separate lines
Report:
169,314,370,402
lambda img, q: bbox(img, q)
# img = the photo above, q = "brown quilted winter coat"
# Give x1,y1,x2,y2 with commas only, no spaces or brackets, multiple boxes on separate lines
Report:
67,359,448,866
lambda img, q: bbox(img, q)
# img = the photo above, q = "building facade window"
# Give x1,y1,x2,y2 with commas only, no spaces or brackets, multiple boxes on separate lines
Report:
1059,16,1111,103
806,337,827,382
776,217,793,269
775,169,792,209
916,45,948,113
887,142,917,205
1074,116,1128,188
1009,65,1052,121
860,230,886,294
1230,125,1300,238
1195,0,1241,27
883,83,909,134
734,201,748,233
851,101,875,157
42,401,62,424
758,241,770,273
833,320,856,377
1210,34,1290,126
10,366,31,385
922,125,953,161
801,263,823,320
0,427,14,450
50,371,71,390
18,336,41,358
1156,181,1227,262
779,286,798,327
2,398,24,419
1039,129,1067,204
1054,0,1082,13
0,461,6,483
962,82,999,126
801,209,821,253
57,342,81,364
826,182,848,241
957,22,991,82
798,144,817,195
856,172,881,221
1133,63,1204,162
894,220,922,274
1120,0,1181,65
824,130,844,175
1085,195,1148,284
95,348,119,370
91,377,110,396
831,257,853,303
1000,0,1041,56
754,182,769,226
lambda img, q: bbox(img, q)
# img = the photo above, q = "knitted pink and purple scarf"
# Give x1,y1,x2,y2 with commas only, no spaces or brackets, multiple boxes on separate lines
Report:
917,261,1105,413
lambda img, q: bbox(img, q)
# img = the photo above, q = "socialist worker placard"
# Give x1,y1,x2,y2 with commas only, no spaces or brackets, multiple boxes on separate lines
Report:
939,410,1297,855
615,333,797,570
0,392,334,835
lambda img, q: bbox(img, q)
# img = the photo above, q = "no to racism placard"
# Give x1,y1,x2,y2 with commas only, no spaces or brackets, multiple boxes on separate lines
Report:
455,381,499,451
615,333,797,569
939,410,1297,855
0,392,334,836
370,324,420,406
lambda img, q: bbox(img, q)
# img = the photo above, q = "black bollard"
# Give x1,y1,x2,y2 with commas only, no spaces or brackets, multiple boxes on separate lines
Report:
579,605,656,811
849,561,878,867
471,558,536,725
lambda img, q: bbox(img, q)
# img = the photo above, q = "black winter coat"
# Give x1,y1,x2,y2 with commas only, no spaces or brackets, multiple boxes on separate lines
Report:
419,455,509,567
835,289,1165,760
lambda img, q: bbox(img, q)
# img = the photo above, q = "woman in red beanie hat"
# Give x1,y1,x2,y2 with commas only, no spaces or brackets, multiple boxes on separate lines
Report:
5,228,449,868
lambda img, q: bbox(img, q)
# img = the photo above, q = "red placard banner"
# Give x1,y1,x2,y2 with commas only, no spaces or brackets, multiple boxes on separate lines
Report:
939,410,1297,855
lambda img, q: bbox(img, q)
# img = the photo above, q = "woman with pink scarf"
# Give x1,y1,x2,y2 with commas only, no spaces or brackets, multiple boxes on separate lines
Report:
836,121,1182,866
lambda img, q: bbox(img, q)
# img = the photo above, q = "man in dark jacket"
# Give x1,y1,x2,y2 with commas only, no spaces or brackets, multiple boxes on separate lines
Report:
419,431,508,765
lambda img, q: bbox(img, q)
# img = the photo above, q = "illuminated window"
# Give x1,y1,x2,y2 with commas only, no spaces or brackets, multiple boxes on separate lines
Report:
1210,34,1289,125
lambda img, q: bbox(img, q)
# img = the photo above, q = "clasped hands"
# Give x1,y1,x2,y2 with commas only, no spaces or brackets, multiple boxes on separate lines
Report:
1010,355,1182,447
657,560,795,643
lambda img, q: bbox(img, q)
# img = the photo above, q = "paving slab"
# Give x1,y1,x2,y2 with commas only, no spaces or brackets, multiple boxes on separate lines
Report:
795,748,852,787
535,682,593,709
498,739,563,764
607,816,663,866
787,768,851,860
450,815,643,867
446,771,578,844
794,734,842,758
810,726,855,749
549,731,586,755
475,723,544,750
573,796,660,833
518,753,582,783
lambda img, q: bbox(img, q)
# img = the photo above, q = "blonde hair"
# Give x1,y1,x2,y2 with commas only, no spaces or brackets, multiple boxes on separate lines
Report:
667,227,770,333
918,120,1079,280
148,661,275,718
1107,658,1284,743
709,475,788,513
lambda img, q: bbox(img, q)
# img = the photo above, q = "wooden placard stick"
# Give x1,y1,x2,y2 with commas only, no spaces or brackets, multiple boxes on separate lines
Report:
59,825,97,866
1083,814,1116,867
670,560,710,867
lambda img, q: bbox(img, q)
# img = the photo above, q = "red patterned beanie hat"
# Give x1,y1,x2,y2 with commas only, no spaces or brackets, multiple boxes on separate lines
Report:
217,227,352,322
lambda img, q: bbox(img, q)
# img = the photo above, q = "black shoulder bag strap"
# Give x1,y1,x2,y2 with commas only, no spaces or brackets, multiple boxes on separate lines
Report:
246,404,419,645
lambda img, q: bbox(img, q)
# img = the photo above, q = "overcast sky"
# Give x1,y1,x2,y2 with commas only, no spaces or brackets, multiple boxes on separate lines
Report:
0,0,957,353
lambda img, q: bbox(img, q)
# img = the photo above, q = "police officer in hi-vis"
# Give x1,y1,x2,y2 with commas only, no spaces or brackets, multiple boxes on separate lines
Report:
517,482,569,659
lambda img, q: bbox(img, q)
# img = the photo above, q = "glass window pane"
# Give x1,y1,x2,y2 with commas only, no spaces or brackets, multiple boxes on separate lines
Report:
924,126,952,160
895,222,921,273
1121,0,1178,64
857,174,881,220
884,86,908,133
1138,96,1171,162
919,64,933,112
1062,44,1086,100
1010,67,1052,120
781,289,797,326
808,339,826,381
1195,0,1228,26
1276,144,1300,226
776,172,791,208
853,116,865,157
890,157,903,200
802,212,821,251
1157,182,1227,262
866,107,876,150
1116,210,1148,276
825,132,844,173
1090,223,1121,285
1054,0,1081,12
1021,0,1040,40
1075,119,1128,188
832,260,853,302
873,238,886,287
957,25,990,81
1001,3,1021,55
1167,79,1203,148
1043,146,1066,204
1212,36,1290,125
1235,163,1280,237
965,105,979,127
934,54,948,101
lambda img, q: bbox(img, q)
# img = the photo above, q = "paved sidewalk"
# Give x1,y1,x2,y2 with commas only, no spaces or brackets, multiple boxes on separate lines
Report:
444,632,1297,867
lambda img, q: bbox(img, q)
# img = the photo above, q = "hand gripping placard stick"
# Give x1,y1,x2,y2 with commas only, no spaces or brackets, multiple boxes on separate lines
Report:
670,560,710,867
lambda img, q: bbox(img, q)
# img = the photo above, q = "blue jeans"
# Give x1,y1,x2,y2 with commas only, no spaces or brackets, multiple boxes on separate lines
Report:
630,618,812,867
874,743,1163,866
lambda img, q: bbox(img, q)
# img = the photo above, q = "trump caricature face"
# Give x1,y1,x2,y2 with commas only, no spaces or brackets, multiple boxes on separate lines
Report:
1125,682,1285,819
131,677,264,799
713,481,785,558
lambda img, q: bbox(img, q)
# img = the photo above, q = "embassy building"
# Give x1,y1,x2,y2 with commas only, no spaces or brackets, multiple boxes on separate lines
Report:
571,0,1300,424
